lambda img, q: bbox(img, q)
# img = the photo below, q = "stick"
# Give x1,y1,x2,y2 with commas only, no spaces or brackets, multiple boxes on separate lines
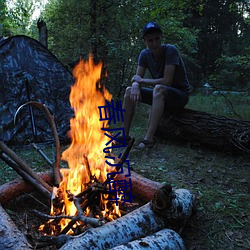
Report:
0,152,51,199
0,141,52,193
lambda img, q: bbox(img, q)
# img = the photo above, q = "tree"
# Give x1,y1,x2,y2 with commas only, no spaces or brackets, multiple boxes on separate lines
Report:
185,0,250,89
42,0,198,98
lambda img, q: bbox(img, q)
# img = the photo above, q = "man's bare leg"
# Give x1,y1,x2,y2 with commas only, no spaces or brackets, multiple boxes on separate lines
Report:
138,85,166,147
123,87,136,138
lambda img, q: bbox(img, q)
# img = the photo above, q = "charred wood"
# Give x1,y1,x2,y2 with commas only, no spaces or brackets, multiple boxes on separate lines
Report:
114,170,162,202
0,152,51,199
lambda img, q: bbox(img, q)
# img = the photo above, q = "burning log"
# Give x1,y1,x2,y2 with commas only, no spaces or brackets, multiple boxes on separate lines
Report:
59,185,195,250
0,204,32,249
110,228,186,250
156,108,250,154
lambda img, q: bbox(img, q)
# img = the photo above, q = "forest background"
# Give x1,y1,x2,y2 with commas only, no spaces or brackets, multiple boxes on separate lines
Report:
1,0,250,98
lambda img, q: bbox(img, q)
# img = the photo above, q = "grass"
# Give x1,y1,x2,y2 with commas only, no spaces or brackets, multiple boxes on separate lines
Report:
0,94,249,249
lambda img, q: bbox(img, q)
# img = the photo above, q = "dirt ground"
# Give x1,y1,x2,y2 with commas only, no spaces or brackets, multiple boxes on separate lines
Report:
1,137,249,250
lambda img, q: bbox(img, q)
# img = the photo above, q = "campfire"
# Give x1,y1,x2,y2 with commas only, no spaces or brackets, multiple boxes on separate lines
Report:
38,55,131,236
0,55,196,249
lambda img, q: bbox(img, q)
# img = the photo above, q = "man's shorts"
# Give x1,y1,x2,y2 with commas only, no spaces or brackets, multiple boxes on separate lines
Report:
140,87,189,112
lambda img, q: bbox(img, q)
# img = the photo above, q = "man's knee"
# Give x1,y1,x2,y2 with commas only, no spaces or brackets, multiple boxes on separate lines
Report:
153,84,166,98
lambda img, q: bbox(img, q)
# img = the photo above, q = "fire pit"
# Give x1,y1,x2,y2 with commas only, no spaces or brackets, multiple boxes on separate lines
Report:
0,55,196,249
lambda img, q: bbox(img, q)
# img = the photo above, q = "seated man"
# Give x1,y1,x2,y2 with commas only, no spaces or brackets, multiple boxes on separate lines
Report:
123,21,191,148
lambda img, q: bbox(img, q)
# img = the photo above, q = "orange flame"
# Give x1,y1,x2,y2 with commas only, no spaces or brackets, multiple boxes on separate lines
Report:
54,55,116,232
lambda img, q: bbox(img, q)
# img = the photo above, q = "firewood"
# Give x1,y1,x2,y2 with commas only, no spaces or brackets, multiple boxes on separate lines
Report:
59,185,195,250
0,204,32,249
110,228,186,250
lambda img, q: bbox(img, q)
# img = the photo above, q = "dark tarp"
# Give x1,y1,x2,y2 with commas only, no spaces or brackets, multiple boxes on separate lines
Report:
0,35,75,145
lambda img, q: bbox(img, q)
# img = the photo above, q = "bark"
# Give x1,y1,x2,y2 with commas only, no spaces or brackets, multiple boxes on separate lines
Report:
0,204,32,249
114,170,162,203
59,186,195,250
155,108,250,154
110,228,186,250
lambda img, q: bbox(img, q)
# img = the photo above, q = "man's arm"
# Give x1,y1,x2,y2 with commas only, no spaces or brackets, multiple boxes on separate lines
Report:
129,66,146,102
132,64,176,87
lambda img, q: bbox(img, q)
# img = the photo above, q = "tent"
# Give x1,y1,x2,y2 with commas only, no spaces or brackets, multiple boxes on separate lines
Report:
0,35,75,145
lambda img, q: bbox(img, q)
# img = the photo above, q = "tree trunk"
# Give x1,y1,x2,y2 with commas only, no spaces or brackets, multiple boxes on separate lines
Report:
37,19,48,47
155,108,250,154
110,228,186,250
0,204,32,249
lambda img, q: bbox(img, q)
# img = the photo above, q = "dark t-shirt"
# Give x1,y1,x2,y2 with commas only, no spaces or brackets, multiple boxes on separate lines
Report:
138,44,190,91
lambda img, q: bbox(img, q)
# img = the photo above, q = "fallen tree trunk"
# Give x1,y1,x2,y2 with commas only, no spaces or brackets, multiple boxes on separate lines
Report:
59,186,195,250
155,108,250,154
0,204,32,249
110,228,186,250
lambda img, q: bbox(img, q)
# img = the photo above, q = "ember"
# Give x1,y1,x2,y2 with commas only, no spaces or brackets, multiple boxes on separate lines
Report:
39,55,126,236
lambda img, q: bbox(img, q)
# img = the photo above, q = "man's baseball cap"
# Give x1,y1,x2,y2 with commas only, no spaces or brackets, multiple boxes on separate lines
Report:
142,22,162,38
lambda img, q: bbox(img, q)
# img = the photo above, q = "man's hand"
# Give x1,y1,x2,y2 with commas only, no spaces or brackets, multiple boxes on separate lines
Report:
130,82,141,102
131,74,142,83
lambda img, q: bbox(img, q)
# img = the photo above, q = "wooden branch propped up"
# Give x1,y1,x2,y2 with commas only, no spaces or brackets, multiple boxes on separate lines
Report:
0,141,52,194
156,108,250,154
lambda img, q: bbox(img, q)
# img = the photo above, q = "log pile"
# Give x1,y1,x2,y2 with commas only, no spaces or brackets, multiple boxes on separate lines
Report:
0,157,196,249
59,185,195,250
156,108,250,154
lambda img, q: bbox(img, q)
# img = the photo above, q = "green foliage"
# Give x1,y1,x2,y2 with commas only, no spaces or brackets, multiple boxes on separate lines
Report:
2,0,250,95
208,55,250,89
